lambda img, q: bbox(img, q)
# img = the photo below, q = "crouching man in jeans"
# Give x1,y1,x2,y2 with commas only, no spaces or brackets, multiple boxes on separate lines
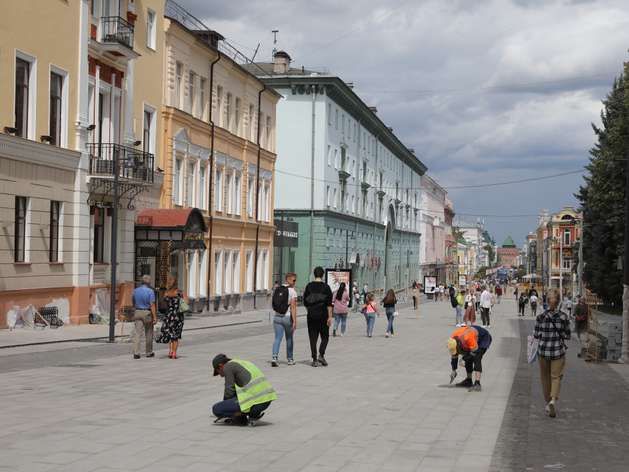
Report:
446,326,492,392
212,354,277,425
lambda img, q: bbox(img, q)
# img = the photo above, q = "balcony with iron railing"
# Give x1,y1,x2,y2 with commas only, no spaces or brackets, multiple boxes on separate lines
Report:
101,16,134,49
87,143,154,183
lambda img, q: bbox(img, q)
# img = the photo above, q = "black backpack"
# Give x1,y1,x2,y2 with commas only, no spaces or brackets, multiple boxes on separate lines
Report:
272,285,290,314
305,292,328,319
450,292,458,308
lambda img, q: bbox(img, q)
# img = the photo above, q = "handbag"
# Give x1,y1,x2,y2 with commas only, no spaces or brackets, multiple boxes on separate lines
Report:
527,335,539,363
179,296,191,313
393,311,399,317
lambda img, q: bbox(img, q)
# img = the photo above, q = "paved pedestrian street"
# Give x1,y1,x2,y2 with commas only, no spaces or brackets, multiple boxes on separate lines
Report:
1,296,629,472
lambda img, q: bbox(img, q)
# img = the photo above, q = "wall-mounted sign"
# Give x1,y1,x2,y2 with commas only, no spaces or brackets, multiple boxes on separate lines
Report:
325,268,353,307
273,219,299,248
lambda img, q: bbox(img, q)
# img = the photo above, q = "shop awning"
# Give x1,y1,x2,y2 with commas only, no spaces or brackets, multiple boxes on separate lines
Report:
135,208,207,249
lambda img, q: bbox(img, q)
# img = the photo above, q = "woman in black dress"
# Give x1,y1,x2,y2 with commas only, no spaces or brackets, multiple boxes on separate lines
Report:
156,277,189,359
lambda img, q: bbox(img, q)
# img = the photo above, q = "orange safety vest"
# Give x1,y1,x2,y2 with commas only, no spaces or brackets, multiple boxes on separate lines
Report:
453,327,478,353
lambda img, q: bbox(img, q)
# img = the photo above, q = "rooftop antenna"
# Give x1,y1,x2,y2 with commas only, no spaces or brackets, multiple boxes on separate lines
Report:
272,29,279,60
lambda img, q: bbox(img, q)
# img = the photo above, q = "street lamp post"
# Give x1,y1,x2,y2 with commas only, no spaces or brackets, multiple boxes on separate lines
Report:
108,148,136,343
608,156,629,363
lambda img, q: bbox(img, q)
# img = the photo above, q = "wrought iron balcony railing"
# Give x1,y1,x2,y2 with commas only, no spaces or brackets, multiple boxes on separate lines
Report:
101,16,134,49
87,143,154,183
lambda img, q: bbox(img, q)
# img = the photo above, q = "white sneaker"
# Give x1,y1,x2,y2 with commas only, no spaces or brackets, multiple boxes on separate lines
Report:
481,325,485,328
271,357,278,367
287,358,295,366
456,323,461,327
545,405,550,413
549,399,556,418
487,325,491,328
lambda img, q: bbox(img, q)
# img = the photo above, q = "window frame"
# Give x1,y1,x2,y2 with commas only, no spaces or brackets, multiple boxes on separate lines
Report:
50,201,61,262
234,98,241,135
175,62,183,108
15,52,37,140
198,165,207,210
146,8,156,50
187,161,196,207
93,206,105,263
188,71,195,115
199,78,206,120
14,196,28,263
225,172,233,214
142,103,157,155
225,93,232,131
234,173,242,216
215,166,223,211
174,157,183,205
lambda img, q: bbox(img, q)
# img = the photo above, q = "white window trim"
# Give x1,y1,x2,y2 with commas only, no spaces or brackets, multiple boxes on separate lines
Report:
215,167,223,211
188,251,198,298
49,64,69,148
146,8,156,50
188,161,196,208
198,165,207,210
246,249,253,292
224,249,232,293
214,249,223,295
174,157,183,205
234,173,242,216
142,103,157,155
198,249,208,297
15,50,37,140
233,250,241,292
225,172,233,215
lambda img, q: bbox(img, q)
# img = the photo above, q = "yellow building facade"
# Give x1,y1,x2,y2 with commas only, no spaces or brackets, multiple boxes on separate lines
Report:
0,0,165,327
156,16,279,312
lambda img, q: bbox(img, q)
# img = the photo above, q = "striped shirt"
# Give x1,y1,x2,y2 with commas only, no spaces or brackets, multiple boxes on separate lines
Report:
534,309,571,360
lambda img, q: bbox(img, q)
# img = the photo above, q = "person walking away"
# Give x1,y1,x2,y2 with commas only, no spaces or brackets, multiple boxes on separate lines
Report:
131,275,157,359
573,296,589,341
381,289,397,338
353,285,361,312
212,354,276,425
455,289,465,326
412,284,418,309
490,288,496,313
518,293,527,316
475,287,482,311
270,272,298,366
533,290,571,418
332,282,350,337
496,285,502,304
362,292,380,337
530,293,538,317
303,267,333,367
463,298,476,326
566,297,573,317
515,287,519,301
480,285,492,328
156,277,189,359
447,325,492,392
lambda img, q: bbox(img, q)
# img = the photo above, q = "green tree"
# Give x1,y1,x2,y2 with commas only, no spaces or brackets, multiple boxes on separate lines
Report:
514,269,526,280
576,62,629,304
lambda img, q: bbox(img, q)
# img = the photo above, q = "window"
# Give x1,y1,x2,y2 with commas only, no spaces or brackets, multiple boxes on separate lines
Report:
248,105,255,141
14,197,28,262
326,186,330,207
188,72,195,114
333,188,337,209
564,227,571,246
563,257,571,270
93,207,105,263
214,250,223,295
200,78,206,120
50,201,61,262
234,98,240,135
175,62,182,108
263,185,270,222
234,174,242,216
342,114,345,133
216,86,222,126
247,178,253,217
147,9,156,49
246,250,253,292
198,165,207,209
174,158,183,205
259,113,264,144
224,250,232,293
188,162,196,207
335,109,338,129
49,72,63,146
225,93,232,131
328,104,332,124
266,116,271,148
226,173,233,214
188,251,198,298
215,167,223,211
334,149,338,169
256,249,263,289
263,249,269,290
353,123,356,141
233,250,241,292
327,145,331,166
15,58,31,138
142,108,156,154
198,250,208,297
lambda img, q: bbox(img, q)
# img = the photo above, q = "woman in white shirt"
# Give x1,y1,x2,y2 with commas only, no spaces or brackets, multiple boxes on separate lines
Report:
530,293,539,317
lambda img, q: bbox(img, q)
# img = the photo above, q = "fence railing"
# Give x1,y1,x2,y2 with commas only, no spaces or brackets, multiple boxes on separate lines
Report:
101,16,134,49
87,143,154,183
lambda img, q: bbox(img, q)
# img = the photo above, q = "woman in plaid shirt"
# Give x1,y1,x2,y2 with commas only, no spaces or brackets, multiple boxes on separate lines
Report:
533,289,571,418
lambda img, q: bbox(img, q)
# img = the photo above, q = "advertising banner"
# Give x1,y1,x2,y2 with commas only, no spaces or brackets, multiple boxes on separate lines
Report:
325,268,353,307
424,276,437,294
459,275,467,286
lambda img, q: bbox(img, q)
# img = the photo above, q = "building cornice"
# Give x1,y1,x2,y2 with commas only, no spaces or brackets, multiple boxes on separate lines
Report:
0,134,80,171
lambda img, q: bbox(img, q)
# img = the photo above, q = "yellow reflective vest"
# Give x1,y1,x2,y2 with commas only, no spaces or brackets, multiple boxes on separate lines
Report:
230,359,277,413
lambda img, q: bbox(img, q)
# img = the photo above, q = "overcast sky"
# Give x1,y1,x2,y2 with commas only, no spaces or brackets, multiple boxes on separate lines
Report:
182,0,629,249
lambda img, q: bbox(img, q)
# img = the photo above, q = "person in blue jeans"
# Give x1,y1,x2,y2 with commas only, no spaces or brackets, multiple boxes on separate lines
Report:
332,283,350,337
271,272,298,367
362,293,380,337
381,289,397,338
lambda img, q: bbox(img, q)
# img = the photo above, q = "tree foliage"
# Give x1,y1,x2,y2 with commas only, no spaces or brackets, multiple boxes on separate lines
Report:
514,269,527,280
483,244,495,266
576,62,629,303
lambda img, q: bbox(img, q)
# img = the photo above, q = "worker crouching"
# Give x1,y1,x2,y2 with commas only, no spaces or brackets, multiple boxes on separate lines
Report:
447,326,492,392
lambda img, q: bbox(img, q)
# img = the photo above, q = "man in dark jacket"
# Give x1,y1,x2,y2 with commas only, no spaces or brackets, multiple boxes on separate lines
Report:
447,326,492,392
303,266,333,367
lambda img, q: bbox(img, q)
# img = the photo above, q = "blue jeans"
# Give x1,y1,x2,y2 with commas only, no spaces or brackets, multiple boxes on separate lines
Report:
273,314,293,359
334,312,347,332
385,307,395,334
364,312,376,334
212,396,271,418
497,295,501,304
455,305,464,324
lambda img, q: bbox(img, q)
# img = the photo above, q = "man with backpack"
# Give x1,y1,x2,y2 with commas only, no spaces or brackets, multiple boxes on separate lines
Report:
303,267,333,367
271,272,298,367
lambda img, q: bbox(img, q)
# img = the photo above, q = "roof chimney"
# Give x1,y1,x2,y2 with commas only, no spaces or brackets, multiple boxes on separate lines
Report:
368,107,378,115
273,51,291,74
408,148,415,155
346,82,354,90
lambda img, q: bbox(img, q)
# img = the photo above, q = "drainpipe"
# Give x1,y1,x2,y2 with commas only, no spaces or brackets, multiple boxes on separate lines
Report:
355,117,362,278
372,132,381,291
253,84,267,309
206,52,221,308
308,84,316,281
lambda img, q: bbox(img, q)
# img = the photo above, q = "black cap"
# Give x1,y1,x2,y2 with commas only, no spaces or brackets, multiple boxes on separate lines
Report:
212,353,229,376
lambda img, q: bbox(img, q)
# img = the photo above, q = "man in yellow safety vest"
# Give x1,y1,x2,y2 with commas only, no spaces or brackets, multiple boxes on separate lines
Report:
212,353,277,425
